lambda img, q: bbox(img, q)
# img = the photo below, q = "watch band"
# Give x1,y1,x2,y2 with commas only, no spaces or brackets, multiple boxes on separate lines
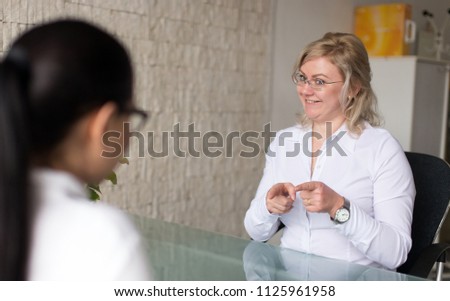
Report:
330,198,350,224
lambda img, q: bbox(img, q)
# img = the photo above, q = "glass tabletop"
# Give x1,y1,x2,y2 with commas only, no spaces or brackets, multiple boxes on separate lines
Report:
132,215,426,281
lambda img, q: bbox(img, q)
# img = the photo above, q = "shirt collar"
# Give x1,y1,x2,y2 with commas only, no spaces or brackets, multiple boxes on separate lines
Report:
31,168,88,201
284,122,359,155
326,122,358,156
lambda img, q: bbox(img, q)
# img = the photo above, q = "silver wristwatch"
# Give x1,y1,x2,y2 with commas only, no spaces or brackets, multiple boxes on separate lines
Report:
331,198,350,224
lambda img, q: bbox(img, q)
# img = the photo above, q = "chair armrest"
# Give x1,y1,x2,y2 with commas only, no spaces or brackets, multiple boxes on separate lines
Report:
407,242,450,279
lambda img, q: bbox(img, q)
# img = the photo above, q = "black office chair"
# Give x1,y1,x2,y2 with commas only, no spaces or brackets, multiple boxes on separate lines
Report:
396,152,450,280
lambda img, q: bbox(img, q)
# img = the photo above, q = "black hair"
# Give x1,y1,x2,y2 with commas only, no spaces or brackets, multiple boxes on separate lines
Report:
0,19,133,280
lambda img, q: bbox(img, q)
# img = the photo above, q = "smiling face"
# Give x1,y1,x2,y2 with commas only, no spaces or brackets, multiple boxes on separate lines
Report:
297,57,345,125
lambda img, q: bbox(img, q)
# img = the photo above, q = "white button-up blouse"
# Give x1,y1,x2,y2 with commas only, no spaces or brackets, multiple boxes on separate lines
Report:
27,168,152,280
244,123,415,270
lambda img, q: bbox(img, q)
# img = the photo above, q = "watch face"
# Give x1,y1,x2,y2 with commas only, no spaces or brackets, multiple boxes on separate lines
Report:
336,208,350,223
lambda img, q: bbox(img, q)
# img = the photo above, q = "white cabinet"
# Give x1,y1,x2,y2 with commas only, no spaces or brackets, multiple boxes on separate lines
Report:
370,56,450,159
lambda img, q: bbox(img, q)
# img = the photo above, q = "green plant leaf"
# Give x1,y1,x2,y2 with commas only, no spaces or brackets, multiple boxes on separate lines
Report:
119,157,129,165
86,162,124,201
105,171,117,185
88,183,101,193
88,187,100,201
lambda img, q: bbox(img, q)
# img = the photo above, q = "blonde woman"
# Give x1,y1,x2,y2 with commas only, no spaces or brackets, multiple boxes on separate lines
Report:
244,33,415,270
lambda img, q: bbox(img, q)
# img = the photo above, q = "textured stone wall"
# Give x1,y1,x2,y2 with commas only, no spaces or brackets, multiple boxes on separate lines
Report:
0,0,273,237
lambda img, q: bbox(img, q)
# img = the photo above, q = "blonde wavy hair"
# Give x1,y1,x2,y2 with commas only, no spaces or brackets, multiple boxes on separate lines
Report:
292,32,381,135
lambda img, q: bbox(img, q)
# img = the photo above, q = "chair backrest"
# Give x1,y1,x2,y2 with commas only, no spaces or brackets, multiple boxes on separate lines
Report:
397,152,450,274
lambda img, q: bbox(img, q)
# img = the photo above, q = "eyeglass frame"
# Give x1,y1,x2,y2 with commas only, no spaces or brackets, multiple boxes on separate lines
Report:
120,107,149,131
292,71,343,91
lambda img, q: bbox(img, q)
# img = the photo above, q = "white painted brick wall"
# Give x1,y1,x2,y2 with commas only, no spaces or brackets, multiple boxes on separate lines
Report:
0,0,273,238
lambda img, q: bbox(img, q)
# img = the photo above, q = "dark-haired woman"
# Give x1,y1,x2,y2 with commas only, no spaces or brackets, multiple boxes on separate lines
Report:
0,20,152,280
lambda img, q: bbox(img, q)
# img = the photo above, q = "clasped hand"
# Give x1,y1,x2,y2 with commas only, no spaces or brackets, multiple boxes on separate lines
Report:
266,182,344,217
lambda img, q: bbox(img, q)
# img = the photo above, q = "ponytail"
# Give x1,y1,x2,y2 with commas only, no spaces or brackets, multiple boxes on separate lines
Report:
0,49,32,280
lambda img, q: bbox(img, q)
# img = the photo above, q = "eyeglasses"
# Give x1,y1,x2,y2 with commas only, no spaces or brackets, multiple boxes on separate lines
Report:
121,107,149,131
292,71,343,91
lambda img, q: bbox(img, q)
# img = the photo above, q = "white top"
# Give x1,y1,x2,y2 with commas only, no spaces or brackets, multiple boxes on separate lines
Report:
27,168,152,280
244,123,415,270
